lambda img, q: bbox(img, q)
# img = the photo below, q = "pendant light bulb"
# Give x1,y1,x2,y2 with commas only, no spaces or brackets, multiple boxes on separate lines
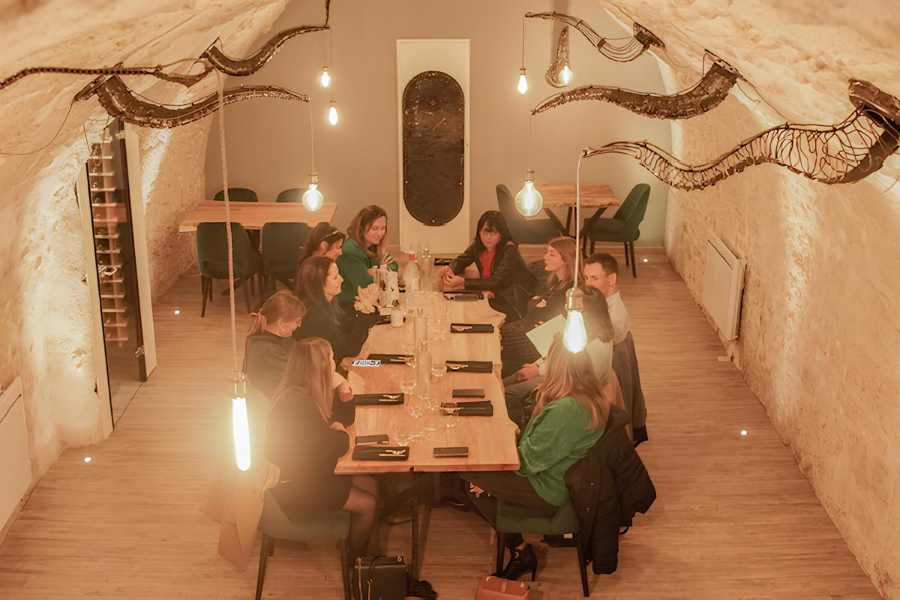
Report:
517,68,528,94
232,394,251,471
560,64,573,85
328,101,339,126
302,173,324,211
515,170,543,217
563,287,588,354
320,66,331,88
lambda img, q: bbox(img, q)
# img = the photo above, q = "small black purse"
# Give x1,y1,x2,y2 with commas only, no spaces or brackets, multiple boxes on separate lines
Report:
353,556,407,600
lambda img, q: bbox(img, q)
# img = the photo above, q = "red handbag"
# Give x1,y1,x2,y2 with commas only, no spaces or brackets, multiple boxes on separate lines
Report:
474,575,530,599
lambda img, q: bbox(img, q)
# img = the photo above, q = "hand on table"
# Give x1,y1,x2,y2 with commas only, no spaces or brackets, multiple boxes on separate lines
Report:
442,272,465,291
516,363,540,382
329,421,347,433
332,372,353,398
483,291,495,299
535,299,547,309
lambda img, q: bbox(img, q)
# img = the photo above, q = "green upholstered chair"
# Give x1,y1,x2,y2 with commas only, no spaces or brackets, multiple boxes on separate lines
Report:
275,188,303,203
582,184,650,278
195,222,263,316
256,490,351,600
213,188,258,202
495,500,590,597
261,222,311,290
496,184,567,245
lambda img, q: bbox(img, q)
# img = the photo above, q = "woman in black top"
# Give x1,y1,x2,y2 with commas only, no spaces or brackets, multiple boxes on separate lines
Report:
521,236,580,331
294,256,377,365
243,291,306,399
266,338,378,557
441,211,538,322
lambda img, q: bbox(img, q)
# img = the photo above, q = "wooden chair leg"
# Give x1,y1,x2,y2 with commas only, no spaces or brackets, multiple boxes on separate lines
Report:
495,531,506,574
255,534,270,600
339,538,351,600
630,242,637,278
574,533,590,597
201,277,209,318
242,278,252,313
624,242,629,266
268,538,275,556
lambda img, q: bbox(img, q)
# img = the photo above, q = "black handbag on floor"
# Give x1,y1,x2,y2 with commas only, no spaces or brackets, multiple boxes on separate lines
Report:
353,556,407,600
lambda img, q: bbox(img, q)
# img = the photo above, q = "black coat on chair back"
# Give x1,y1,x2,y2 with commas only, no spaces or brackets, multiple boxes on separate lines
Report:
564,405,656,575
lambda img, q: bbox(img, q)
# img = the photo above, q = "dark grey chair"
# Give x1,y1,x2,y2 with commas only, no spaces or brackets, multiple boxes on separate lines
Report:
582,184,650,277
496,184,567,245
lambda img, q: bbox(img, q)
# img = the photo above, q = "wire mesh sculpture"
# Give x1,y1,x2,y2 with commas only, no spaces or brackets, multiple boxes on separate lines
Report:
526,12,664,63
545,26,571,88
200,25,328,78
580,80,900,189
533,54,740,120
73,75,309,129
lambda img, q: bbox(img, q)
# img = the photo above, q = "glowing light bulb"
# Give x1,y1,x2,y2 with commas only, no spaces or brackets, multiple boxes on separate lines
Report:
302,174,324,211
517,68,528,94
563,288,588,353
232,395,251,471
328,101,339,126
515,171,543,217
320,66,331,88
560,64,573,85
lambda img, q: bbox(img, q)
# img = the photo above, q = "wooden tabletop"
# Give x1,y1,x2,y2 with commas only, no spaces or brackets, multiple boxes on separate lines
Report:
536,184,620,208
178,201,338,232
335,297,519,474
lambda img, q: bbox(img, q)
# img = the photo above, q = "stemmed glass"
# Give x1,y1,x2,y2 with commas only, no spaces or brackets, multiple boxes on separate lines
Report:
430,361,447,382
442,407,460,429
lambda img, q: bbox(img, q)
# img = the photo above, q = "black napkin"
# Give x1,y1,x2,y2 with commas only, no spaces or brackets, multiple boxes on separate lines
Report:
433,258,453,267
352,445,410,461
445,360,493,373
374,314,392,325
442,400,493,416
450,323,494,334
367,353,413,364
444,291,484,301
355,393,404,406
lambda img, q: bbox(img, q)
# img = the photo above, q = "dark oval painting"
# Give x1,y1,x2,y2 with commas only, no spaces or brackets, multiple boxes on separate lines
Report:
402,71,465,226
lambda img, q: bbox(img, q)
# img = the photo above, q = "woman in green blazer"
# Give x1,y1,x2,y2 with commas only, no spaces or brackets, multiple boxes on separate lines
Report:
335,205,398,305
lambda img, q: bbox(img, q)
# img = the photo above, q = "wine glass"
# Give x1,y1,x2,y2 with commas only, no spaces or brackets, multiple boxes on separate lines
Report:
430,361,447,382
400,379,416,405
395,424,412,447
443,408,460,429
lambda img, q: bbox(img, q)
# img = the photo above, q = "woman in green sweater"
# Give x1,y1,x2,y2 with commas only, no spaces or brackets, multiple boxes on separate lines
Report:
461,337,609,580
335,205,398,306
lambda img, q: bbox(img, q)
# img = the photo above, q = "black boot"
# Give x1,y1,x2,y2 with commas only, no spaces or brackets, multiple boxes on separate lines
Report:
494,543,537,581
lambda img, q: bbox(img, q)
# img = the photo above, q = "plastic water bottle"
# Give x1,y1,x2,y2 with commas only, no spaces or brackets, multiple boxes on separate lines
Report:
404,252,420,292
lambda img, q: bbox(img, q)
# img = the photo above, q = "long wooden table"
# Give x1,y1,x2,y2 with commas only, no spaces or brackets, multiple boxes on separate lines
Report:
536,184,620,235
336,296,517,475
178,201,338,232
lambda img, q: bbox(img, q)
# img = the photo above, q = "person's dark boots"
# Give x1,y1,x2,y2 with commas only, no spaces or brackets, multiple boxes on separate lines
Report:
494,543,538,581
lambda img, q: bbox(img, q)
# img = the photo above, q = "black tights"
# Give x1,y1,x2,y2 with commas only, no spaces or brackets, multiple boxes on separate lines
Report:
342,475,379,556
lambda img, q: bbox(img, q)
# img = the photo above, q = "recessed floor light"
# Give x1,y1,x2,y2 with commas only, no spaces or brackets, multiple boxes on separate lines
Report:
174,309,181,315
83,456,92,463
740,430,748,436
642,258,648,263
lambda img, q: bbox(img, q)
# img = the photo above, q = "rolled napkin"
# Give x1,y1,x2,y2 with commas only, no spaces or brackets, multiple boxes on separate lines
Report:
352,446,410,461
441,400,493,416
354,393,404,406
367,353,413,365
445,360,493,373
449,323,494,334
444,291,484,301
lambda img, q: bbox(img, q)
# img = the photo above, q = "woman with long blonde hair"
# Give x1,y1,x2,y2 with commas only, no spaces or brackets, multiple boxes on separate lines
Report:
461,335,607,580
266,338,377,559
243,291,306,399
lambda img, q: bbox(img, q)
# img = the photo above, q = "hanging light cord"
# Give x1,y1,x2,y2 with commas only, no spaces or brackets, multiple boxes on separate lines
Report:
329,29,336,102
527,114,533,171
575,149,586,283
214,70,243,392
308,101,316,174
521,15,526,68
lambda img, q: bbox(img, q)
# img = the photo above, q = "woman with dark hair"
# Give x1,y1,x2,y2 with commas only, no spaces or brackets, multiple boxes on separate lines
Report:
266,338,379,559
441,210,538,322
294,256,377,365
299,222,346,265
335,205,398,306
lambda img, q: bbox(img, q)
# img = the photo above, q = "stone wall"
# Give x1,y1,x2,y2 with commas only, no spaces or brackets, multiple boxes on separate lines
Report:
0,0,289,476
604,0,900,596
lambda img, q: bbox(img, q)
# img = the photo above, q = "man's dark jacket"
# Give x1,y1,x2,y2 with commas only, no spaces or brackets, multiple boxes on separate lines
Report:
565,405,656,574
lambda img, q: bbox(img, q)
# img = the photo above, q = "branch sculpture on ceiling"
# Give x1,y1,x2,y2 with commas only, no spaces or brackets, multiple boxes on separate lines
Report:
526,11,664,63
580,80,900,189
74,75,309,129
545,26,571,88
0,0,331,93
532,54,741,120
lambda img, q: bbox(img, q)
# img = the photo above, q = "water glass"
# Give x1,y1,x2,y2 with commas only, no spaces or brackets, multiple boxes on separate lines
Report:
442,408,460,429
395,425,412,447
431,362,447,381
400,379,416,403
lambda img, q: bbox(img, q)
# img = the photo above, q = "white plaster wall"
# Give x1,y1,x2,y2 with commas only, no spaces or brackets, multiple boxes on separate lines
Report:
0,0,290,477
601,1,900,596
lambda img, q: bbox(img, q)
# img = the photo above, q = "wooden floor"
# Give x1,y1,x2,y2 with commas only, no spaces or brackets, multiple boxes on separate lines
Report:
0,248,881,599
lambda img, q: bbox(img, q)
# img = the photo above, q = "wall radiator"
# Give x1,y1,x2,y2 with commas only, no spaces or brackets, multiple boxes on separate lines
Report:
702,232,746,340
0,378,32,532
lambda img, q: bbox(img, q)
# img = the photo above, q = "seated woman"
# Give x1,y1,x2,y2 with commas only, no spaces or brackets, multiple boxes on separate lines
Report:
243,291,306,399
266,338,378,560
299,222,346,265
335,205,398,306
441,210,537,323
500,236,581,375
461,337,608,580
294,256,378,365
